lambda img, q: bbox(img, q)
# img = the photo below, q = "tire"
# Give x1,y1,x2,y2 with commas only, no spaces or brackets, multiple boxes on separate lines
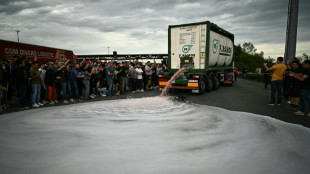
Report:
199,77,207,94
206,76,213,92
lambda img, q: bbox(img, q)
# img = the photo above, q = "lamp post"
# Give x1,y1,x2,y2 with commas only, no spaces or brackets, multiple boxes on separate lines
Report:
284,0,299,64
16,30,20,42
108,46,110,55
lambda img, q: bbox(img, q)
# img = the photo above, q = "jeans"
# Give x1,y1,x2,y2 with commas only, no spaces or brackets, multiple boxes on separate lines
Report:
129,78,133,91
97,87,107,95
119,77,127,93
19,84,27,107
242,73,247,79
32,84,41,104
82,79,90,99
71,81,80,99
270,80,283,104
298,89,310,113
107,78,114,96
61,81,72,100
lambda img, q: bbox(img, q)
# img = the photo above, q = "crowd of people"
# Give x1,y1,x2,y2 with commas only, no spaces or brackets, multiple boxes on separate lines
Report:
1,55,310,117
264,57,310,117
0,56,168,112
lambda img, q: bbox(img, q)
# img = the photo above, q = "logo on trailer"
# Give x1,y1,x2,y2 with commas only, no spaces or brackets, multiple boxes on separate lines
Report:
182,45,193,53
212,39,219,54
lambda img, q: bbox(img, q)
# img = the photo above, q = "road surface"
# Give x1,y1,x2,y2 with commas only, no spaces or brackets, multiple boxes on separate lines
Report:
171,79,310,128
2,78,310,128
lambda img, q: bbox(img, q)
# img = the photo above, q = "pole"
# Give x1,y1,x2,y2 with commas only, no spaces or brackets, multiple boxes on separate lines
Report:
16,30,20,42
284,0,299,64
108,47,110,55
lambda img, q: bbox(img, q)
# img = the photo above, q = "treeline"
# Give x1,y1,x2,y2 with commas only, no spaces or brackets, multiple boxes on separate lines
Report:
234,42,274,73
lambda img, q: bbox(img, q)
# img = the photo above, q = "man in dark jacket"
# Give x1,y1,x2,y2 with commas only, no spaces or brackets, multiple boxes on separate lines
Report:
45,63,57,104
16,60,30,110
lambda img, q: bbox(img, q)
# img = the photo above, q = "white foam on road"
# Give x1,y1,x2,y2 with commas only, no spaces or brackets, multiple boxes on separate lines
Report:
0,97,309,174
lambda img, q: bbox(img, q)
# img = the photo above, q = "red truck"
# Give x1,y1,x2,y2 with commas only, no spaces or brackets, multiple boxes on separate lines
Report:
0,39,76,62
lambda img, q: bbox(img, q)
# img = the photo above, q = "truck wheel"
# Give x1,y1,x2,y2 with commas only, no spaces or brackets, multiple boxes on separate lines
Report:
212,76,219,90
199,77,207,94
206,77,213,92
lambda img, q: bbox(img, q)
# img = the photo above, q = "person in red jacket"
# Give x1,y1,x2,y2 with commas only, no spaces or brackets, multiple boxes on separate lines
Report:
234,67,238,81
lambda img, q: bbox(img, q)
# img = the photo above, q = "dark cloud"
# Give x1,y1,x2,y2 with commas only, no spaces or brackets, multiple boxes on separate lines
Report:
0,0,309,57
0,0,44,15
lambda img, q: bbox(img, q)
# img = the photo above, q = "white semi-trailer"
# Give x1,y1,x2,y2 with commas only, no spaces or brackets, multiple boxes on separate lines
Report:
159,21,235,94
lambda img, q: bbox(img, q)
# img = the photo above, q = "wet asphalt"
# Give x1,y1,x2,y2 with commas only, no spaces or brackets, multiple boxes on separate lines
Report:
2,78,310,128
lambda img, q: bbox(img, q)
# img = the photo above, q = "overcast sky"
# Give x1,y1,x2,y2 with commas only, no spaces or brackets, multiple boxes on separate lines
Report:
0,0,309,58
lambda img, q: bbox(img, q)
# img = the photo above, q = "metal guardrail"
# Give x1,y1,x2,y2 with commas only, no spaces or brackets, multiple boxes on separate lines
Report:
244,73,265,82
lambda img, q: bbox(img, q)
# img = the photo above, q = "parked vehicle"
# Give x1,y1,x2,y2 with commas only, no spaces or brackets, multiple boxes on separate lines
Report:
0,39,76,62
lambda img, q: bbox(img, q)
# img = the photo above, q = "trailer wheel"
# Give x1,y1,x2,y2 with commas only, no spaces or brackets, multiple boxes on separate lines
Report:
206,77,213,92
198,77,207,94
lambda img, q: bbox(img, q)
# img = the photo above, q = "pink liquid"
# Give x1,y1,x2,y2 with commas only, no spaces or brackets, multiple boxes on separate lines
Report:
160,68,188,97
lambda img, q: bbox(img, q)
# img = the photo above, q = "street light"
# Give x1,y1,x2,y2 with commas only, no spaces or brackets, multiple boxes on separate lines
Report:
108,46,110,55
16,30,20,42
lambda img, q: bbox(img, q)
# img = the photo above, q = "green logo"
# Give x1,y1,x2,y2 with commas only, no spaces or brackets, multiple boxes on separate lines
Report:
182,45,193,53
213,39,219,54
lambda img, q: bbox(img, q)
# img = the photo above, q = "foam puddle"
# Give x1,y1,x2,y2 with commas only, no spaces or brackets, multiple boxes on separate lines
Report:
0,97,309,174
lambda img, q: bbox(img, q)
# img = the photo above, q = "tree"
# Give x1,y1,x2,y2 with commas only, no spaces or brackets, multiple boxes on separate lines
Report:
265,56,275,67
235,42,268,73
242,42,257,55
302,53,309,60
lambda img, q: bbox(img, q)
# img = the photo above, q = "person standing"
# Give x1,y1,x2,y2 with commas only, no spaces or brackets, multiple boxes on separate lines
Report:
287,61,301,111
263,69,272,89
45,64,57,104
234,67,238,82
81,63,93,100
113,63,120,96
135,64,144,92
117,62,128,94
39,63,48,104
63,63,74,103
70,62,84,101
242,66,247,80
128,62,134,91
30,62,43,107
145,61,152,90
290,60,310,117
131,63,137,93
264,57,287,106
56,60,71,103
105,61,117,97
16,60,30,110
